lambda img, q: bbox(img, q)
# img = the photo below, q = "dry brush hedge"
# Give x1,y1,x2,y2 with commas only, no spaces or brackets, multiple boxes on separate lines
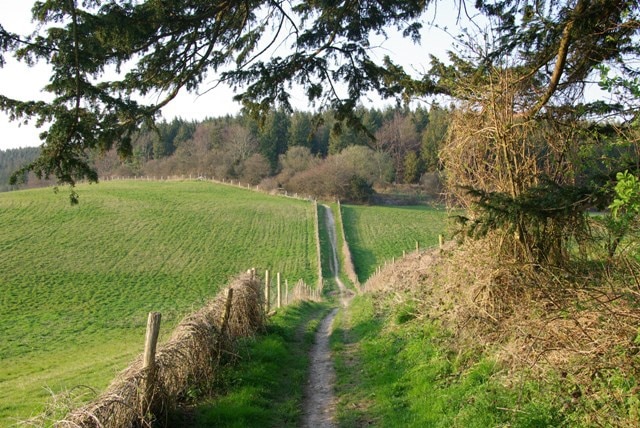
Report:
58,273,265,428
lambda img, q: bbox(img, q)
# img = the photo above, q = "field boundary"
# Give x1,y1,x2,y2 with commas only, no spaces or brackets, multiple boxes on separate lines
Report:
314,200,324,292
337,201,361,290
54,271,319,428
102,174,319,202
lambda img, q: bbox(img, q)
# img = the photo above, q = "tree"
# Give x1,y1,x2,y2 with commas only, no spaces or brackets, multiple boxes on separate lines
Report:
1,1,638,205
288,111,314,149
374,111,420,182
258,109,290,171
420,104,450,172
0,0,427,201
422,2,640,265
403,151,421,184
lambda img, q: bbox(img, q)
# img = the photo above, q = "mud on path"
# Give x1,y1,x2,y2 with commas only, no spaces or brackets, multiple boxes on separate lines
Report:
302,205,353,427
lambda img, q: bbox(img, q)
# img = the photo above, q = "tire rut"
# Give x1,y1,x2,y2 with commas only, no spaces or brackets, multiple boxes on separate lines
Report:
302,205,353,427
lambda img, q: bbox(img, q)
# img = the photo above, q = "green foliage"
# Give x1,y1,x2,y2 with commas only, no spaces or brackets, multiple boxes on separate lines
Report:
0,0,429,187
347,175,374,203
459,180,595,265
258,109,290,171
403,151,421,183
601,170,640,257
0,181,317,426
341,204,449,281
609,171,640,219
420,104,450,172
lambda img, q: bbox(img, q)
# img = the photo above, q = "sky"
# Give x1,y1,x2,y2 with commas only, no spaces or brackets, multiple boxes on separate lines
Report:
0,2,464,151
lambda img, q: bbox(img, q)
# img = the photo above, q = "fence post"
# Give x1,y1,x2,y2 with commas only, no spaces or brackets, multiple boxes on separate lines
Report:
285,279,289,305
220,288,233,333
439,234,444,248
415,241,419,251
277,272,282,309
143,312,161,415
264,270,271,313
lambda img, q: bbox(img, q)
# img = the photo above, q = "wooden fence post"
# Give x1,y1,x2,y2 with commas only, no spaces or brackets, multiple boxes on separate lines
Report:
220,288,234,333
264,270,271,313
285,279,289,305
143,312,161,415
439,234,444,248
277,272,282,309
415,241,419,251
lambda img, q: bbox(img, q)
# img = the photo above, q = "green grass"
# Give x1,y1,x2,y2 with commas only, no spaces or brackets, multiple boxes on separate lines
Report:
341,204,450,282
0,180,318,426
331,294,564,427
182,301,331,427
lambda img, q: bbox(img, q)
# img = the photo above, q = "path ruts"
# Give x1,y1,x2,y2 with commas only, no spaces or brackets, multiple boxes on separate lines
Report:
302,205,352,427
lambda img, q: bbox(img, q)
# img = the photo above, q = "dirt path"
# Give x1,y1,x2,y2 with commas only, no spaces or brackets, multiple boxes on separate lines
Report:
302,205,352,427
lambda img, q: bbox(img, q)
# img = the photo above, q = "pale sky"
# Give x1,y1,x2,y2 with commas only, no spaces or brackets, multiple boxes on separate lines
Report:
0,2,462,150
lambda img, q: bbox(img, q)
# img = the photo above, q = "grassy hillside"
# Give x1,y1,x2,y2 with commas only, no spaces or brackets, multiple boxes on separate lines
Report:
0,180,317,426
341,204,450,282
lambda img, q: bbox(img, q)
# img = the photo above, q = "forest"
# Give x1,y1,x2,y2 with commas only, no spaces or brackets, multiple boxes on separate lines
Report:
2,104,451,202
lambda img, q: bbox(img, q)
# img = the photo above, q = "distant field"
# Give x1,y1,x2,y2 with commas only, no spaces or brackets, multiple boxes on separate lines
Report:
0,180,317,426
341,204,450,282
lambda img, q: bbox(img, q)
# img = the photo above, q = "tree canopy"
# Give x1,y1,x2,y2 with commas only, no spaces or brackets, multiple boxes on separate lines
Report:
0,1,638,201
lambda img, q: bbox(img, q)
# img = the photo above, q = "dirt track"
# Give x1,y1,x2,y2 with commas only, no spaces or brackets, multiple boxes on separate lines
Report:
302,205,352,427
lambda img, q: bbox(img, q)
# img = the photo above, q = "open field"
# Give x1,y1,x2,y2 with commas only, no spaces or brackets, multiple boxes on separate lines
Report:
341,204,450,282
0,180,317,426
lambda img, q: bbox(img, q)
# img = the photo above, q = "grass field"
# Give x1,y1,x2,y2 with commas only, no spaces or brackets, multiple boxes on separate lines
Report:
341,204,450,282
0,180,317,426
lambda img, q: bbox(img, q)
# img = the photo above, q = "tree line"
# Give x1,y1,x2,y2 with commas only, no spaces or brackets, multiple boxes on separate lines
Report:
88,105,451,201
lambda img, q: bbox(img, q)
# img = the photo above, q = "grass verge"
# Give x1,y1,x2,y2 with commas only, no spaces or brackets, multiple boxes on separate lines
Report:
180,301,331,427
331,294,564,427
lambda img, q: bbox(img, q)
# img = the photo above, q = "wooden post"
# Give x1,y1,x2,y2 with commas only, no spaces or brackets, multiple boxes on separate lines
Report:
143,312,161,414
277,272,282,309
415,241,419,251
403,250,406,257
285,279,289,305
439,234,444,248
220,288,234,333
264,270,271,313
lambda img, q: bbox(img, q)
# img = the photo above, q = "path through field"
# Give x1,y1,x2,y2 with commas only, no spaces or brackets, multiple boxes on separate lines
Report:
302,205,352,427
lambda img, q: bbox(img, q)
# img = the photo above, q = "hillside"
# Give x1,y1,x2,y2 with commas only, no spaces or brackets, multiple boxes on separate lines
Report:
0,180,318,426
